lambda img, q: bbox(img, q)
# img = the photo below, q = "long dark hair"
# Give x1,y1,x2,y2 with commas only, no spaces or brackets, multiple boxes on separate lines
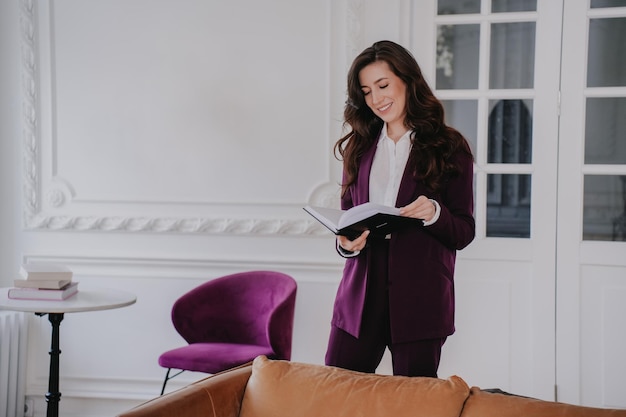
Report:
334,40,473,195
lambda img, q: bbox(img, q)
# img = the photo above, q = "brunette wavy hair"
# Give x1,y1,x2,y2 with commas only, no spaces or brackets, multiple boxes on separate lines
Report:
334,40,473,195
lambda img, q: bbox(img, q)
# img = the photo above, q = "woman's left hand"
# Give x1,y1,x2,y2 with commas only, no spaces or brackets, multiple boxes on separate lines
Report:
399,195,436,222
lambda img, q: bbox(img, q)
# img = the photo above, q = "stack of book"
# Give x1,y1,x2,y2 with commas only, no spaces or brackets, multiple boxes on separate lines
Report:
8,263,78,301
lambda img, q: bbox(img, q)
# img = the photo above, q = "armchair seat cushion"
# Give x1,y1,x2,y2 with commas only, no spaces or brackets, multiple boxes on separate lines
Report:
158,343,275,374
239,355,470,417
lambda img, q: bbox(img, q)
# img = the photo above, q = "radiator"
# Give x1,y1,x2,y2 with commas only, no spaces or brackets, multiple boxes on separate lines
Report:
0,311,27,417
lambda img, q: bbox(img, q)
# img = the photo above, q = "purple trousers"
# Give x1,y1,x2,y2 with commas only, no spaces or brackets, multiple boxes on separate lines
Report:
325,239,446,377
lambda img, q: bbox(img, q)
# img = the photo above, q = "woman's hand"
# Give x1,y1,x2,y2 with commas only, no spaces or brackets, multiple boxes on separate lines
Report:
399,195,436,222
337,230,370,252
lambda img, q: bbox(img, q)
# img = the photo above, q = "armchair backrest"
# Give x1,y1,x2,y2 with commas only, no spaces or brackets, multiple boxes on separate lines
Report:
171,271,297,359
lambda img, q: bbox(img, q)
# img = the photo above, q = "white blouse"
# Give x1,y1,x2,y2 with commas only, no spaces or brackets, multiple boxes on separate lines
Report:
369,124,412,206
369,124,440,227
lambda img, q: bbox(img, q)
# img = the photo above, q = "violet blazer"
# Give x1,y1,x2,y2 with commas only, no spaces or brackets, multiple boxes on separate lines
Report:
331,140,475,343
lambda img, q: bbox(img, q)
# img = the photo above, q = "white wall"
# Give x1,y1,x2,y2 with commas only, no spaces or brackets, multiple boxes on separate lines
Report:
0,0,22,288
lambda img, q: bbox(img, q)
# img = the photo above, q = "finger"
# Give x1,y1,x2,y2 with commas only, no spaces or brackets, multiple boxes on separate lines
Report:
400,196,432,219
400,203,421,218
415,200,435,221
352,230,370,250
338,230,369,251
337,236,352,249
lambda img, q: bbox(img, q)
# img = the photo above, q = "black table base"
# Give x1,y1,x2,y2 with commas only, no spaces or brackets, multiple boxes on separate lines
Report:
36,312,64,417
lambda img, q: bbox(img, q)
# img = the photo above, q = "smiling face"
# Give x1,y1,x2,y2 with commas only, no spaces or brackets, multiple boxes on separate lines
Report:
358,60,408,140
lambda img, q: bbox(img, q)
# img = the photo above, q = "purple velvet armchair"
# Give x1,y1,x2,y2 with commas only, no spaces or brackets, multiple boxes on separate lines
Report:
157,270,297,394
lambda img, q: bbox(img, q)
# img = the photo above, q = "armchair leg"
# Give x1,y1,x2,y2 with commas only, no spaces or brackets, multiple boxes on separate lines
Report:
160,369,171,395
160,368,185,395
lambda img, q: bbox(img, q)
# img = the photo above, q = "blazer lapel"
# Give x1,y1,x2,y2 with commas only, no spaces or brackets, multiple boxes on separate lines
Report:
354,141,378,206
395,154,420,207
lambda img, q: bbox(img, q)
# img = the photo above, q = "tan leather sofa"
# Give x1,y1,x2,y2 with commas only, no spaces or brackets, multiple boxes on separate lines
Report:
118,355,626,417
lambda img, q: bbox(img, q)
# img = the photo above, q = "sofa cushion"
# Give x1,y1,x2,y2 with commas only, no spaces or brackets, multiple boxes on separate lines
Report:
461,387,626,417
239,355,470,417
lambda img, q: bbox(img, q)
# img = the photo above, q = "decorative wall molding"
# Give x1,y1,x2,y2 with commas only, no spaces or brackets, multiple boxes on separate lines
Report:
20,0,39,221
25,213,330,236
346,0,365,62
19,0,355,235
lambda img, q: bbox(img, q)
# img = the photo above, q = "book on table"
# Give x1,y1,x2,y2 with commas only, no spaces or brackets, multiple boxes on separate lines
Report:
7,281,79,301
13,278,72,290
303,202,422,240
19,262,73,281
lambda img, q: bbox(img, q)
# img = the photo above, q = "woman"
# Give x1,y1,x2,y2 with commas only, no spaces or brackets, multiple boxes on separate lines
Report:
325,40,475,377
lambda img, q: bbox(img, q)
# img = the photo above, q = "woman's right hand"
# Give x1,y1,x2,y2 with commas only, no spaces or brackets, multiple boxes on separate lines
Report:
337,230,370,252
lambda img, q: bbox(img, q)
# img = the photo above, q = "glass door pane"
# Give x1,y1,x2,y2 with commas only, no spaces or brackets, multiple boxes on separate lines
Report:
492,0,537,12
490,22,536,89
437,0,480,14
587,17,626,87
591,0,626,8
487,173,531,237
585,97,626,164
436,24,480,89
488,99,533,163
442,99,478,153
583,175,626,241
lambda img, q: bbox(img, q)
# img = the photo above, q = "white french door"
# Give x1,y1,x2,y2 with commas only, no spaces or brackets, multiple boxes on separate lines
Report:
411,0,626,406
412,0,561,401
557,0,626,408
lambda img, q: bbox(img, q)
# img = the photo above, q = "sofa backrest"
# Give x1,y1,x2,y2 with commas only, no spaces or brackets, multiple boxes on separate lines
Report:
460,387,626,417
239,355,470,417
117,364,252,417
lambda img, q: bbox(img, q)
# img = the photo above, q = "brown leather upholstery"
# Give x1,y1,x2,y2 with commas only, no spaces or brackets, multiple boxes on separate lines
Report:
461,387,626,417
118,357,626,417
119,364,251,417
240,355,470,417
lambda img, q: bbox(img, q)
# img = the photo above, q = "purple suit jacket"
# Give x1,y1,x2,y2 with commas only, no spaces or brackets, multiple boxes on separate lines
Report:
331,140,475,343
